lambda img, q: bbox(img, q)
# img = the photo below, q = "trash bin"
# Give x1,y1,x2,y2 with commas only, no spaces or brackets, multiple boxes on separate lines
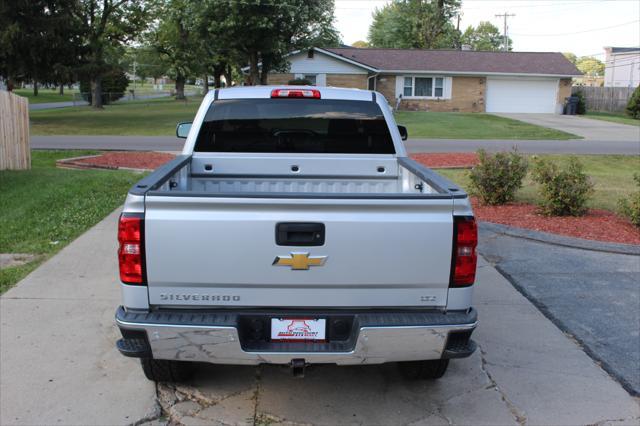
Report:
564,96,579,115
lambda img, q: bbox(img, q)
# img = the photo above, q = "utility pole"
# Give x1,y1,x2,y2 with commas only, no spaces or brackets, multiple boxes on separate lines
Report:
495,12,515,52
132,59,137,97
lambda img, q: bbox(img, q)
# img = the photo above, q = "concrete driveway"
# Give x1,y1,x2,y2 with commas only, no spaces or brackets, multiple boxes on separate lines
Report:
496,113,640,141
1,210,639,425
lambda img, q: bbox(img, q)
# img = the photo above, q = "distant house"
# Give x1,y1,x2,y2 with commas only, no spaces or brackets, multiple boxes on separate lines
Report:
264,47,581,114
604,47,640,88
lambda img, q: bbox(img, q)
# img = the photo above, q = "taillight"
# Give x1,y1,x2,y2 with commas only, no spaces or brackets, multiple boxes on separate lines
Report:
451,216,477,287
118,213,145,285
271,88,321,99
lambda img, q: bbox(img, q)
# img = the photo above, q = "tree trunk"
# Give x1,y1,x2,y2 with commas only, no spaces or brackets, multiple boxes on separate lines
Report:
175,75,186,100
259,55,272,85
213,73,221,88
33,79,38,96
248,51,259,85
91,76,103,109
59,84,64,95
7,77,14,92
202,74,209,95
223,65,232,87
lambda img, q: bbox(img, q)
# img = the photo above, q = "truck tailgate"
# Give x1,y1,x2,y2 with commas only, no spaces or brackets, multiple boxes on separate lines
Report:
144,196,453,308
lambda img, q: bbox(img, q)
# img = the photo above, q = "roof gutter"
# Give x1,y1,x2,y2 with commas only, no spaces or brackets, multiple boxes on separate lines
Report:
378,70,582,78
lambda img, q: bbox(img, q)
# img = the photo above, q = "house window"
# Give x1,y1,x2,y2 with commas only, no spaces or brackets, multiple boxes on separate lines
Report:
403,76,445,98
434,78,444,97
304,74,317,85
403,77,413,97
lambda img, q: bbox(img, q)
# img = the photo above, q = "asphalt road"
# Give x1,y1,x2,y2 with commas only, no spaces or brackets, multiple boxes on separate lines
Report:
31,135,640,155
479,224,640,396
1,210,639,425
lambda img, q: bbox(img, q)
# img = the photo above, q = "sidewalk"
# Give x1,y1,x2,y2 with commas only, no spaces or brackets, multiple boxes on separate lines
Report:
1,209,638,425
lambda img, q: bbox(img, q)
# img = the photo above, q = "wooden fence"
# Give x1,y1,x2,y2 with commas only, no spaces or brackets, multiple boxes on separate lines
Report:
0,91,30,170
572,86,635,113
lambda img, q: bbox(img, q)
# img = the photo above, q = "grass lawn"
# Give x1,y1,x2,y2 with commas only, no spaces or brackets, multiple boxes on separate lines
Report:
14,88,78,104
30,97,202,136
0,150,141,294
436,154,640,212
585,112,640,127
395,111,580,140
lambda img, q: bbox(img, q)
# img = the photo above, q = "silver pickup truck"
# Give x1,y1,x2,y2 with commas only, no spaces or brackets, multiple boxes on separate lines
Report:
115,86,478,382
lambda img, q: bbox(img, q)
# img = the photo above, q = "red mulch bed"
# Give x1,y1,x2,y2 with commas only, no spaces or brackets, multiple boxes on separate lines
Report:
65,151,176,170
471,198,640,245
410,152,478,168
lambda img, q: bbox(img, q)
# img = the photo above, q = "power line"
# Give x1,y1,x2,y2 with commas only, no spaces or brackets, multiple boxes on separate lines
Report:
495,12,515,52
511,19,639,37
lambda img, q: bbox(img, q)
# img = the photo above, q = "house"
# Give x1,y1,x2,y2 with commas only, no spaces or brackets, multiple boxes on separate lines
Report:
265,47,582,114
604,47,640,88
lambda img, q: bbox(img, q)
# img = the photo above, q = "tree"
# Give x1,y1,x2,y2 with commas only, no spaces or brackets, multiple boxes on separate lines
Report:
200,0,340,86
563,52,577,64
576,56,605,76
368,0,461,49
150,0,202,99
351,40,369,48
72,0,151,108
0,0,80,95
461,21,511,51
626,85,640,119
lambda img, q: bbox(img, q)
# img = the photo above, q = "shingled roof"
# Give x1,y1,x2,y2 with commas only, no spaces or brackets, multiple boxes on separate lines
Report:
321,47,581,77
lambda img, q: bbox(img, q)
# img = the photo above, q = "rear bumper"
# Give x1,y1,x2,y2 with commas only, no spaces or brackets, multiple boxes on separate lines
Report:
115,306,477,365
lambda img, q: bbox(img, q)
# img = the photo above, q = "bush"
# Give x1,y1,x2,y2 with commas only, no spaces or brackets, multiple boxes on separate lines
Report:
80,69,129,104
625,85,640,119
531,157,594,216
287,78,313,85
468,149,528,205
573,89,587,115
618,173,640,226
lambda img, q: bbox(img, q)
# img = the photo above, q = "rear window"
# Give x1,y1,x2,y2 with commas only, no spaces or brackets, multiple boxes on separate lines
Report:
194,98,395,154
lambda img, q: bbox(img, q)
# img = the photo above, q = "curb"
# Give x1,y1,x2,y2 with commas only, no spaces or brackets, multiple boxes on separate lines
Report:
56,155,153,173
479,221,640,256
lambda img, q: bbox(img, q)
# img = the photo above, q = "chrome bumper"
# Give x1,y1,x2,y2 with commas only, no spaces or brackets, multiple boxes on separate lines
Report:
115,307,477,365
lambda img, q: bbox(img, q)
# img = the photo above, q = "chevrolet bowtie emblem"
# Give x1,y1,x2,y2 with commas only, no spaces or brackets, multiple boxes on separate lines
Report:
273,252,327,270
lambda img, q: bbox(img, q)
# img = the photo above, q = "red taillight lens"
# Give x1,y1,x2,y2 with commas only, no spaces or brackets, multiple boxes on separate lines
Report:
270,88,321,99
451,216,477,287
118,214,145,284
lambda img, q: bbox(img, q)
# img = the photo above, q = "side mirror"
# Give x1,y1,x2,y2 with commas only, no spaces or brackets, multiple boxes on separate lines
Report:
176,122,192,138
398,125,408,141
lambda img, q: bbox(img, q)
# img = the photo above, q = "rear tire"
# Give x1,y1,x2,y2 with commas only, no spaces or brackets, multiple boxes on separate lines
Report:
140,358,195,382
398,359,449,380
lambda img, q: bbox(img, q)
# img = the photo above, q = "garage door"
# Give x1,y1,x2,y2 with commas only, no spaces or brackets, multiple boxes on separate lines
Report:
486,78,559,113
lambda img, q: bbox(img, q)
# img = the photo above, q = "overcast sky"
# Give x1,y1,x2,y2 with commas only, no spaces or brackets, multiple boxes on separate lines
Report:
334,0,640,58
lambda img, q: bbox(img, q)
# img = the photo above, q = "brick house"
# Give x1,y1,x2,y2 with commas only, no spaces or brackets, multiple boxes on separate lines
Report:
264,47,581,114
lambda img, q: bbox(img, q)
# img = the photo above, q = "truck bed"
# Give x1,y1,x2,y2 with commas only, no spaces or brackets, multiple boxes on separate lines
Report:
131,154,467,199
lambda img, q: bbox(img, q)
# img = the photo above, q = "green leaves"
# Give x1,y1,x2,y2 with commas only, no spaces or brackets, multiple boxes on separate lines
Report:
468,149,528,206
531,157,594,217
368,0,461,49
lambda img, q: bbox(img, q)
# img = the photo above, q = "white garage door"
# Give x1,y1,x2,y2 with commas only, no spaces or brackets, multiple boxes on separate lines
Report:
486,78,559,113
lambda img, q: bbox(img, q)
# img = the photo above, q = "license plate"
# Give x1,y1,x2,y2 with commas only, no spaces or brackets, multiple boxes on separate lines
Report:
271,318,326,341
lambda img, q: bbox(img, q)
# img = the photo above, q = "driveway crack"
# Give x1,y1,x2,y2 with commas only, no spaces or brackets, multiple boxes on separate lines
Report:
478,344,528,426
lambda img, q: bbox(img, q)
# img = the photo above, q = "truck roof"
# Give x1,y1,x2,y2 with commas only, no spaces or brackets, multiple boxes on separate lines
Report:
215,85,376,102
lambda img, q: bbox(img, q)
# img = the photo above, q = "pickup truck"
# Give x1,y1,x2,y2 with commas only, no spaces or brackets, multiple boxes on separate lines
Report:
115,86,478,382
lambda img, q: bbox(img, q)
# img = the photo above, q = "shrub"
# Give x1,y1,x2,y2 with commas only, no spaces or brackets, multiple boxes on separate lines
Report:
625,85,640,119
573,89,587,115
618,173,640,227
287,78,313,85
468,149,528,205
531,157,594,216
80,69,129,104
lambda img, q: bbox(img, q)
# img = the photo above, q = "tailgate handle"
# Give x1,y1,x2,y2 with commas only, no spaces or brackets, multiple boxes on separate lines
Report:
276,223,325,246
